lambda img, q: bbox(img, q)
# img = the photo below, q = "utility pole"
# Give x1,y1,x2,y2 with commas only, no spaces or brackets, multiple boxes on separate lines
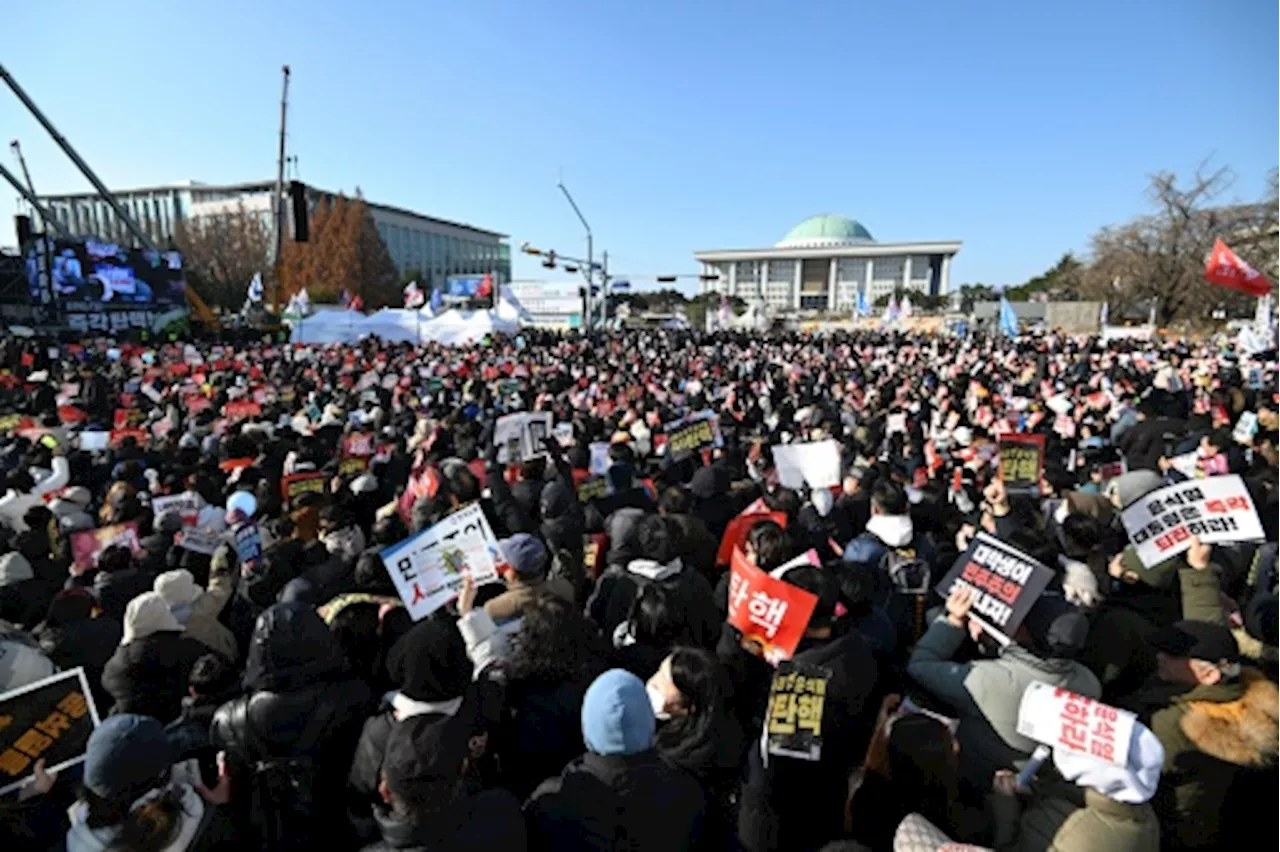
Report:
557,182,592,330
272,65,291,314
9,140,43,231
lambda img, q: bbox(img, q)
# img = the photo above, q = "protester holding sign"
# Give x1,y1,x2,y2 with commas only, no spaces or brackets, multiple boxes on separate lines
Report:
908,584,1103,793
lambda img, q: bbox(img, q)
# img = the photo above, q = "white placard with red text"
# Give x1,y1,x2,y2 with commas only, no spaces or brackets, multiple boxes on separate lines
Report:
1016,682,1135,767
1120,474,1265,567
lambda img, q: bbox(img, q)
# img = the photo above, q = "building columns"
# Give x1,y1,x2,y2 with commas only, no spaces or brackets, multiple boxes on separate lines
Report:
940,255,951,296
902,255,913,297
827,257,838,312
792,261,801,311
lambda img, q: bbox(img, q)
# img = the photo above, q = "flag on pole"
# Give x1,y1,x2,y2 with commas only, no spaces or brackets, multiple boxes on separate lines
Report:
855,290,870,319
901,295,914,319
297,288,311,316
246,273,264,305
476,274,493,300
998,296,1019,337
881,296,899,328
428,285,443,317
718,294,731,330
404,281,425,309
1099,301,1109,329
1204,239,1272,297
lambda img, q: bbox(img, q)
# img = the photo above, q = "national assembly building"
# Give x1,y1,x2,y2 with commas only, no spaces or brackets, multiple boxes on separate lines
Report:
694,214,961,313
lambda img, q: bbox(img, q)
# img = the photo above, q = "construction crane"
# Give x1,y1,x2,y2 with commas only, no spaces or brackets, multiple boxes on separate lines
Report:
0,62,219,328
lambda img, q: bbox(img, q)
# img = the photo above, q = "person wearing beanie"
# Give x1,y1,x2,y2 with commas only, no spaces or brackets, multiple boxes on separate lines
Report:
154,565,237,662
525,668,707,851
1113,542,1280,850
67,713,232,852
211,601,371,848
101,591,206,723
483,532,574,625
1103,470,1164,512
49,484,95,534
908,585,1102,794
989,720,1165,852
347,616,480,839
1117,399,1185,473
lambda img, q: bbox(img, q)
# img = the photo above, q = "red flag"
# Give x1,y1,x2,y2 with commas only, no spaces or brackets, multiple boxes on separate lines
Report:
477,273,493,299
1204,239,1272,297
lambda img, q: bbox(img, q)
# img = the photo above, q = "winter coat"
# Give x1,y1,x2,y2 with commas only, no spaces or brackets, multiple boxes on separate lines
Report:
0,625,56,693
907,618,1102,792
64,783,228,852
93,567,155,622
483,575,575,625
177,552,237,662
35,615,122,709
525,750,706,852
989,781,1160,852
359,789,526,852
0,553,55,628
665,512,720,584
843,513,937,608
586,557,720,649
0,456,70,532
210,601,372,847
101,630,206,723
503,668,606,801
1118,418,1184,472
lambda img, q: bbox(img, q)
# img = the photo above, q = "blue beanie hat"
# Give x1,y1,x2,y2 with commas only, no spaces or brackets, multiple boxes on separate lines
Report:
581,669,655,756
83,714,173,800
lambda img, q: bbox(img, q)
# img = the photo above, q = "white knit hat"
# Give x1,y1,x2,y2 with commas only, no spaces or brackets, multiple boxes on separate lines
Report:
1053,719,1165,804
121,592,183,645
153,569,202,608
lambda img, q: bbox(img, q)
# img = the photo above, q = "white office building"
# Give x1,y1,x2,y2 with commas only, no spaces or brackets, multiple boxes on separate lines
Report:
694,214,961,313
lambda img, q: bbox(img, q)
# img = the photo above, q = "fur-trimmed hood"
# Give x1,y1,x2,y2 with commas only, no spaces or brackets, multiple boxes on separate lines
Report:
1181,667,1279,767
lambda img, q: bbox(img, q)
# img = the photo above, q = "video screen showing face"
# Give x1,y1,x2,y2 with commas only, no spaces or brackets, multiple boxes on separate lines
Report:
27,238,185,307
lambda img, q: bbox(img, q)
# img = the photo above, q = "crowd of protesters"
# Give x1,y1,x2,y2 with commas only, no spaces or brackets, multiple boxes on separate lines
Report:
0,326,1275,852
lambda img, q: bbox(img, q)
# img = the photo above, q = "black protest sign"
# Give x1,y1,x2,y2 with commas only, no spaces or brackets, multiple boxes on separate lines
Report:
765,661,832,762
998,433,1045,494
664,412,722,455
576,476,610,503
0,668,100,796
937,532,1053,644
280,472,328,510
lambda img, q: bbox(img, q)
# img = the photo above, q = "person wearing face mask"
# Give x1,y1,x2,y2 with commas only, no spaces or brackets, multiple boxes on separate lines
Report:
646,647,744,851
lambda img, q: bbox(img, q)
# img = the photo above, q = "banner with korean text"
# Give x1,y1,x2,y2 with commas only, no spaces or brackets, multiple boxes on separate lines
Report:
0,668,100,796
1120,474,1264,568
380,502,506,620
727,549,818,664
1016,682,1136,766
998,433,1045,494
936,532,1053,644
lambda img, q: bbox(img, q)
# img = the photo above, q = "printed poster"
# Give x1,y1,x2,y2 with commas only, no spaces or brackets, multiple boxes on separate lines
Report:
664,411,722,455
0,668,101,796
998,433,1046,494
1017,682,1136,767
727,548,818,664
1120,474,1265,568
380,502,506,620
69,522,141,573
493,411,553,464
280,472,328,510
771,440,842,491
716,510,787,567
936,532,1054,645
765,661,831,762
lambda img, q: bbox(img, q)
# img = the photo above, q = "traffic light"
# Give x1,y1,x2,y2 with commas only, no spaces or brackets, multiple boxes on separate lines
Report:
542,250,557,269
699,273,720,282
656,275,677,283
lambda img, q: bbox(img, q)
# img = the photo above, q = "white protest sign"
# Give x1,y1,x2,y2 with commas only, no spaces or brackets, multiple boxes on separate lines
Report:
588,442,612,477
1121,474,1265,567
1233,412,1258,444
152,493,199,521
553,422,575,448
379,502,505,620
493,412,553,464
175,527,221,555
1017,682,1136,767
78,431,109,452
1165,451,1200,479
771,440,842,490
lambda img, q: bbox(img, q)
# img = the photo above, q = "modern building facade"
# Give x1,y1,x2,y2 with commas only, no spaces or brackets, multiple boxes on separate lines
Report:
37,180,511,289
694,214,961,313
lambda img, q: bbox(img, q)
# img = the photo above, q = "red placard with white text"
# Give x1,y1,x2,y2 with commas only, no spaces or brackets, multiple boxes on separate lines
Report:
727,549,818,665
716,510,787,567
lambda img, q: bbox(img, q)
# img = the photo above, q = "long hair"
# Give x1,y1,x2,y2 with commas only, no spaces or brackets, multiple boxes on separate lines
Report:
885,714,960,832
81,784,192,852
654,646,739,778
506,592,605,685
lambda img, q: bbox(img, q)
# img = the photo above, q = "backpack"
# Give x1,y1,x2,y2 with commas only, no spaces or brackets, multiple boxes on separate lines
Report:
880,547,932,645
221,695,332,851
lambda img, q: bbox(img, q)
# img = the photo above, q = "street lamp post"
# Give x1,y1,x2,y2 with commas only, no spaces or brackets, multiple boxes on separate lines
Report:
557,182,593,330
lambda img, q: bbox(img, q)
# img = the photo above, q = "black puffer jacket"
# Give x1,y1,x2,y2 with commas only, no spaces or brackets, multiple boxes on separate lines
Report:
35,615,121,709
101,630,206,723
211,601,372,848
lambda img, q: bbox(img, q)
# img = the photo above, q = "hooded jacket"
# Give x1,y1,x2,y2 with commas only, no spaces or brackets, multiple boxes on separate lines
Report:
990,783,1161,852
843,512,937,608
210,601,371,846
101,593,206,723
154,563,236,662
586,555,721,649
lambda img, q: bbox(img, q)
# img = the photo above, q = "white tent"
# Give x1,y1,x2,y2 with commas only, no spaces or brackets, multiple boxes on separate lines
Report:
288,306,518,346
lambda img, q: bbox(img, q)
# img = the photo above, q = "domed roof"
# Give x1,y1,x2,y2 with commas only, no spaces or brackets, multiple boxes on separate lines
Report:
776,214,874,248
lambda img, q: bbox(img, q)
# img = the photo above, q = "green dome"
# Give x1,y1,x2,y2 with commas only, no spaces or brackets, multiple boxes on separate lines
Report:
777,214,874,247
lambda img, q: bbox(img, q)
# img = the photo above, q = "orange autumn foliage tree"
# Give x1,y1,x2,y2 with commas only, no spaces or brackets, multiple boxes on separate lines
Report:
280,195,399,307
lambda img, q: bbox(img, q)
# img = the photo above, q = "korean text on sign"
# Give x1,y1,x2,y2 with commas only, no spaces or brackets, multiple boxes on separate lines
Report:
766,662,832,762
380,502,505,620
727,548,818,664
664,412,722,455
1120,474,1265,568
936,532,1053,644
0,668,101,796
1015,681,1138,767
998,433,1045,492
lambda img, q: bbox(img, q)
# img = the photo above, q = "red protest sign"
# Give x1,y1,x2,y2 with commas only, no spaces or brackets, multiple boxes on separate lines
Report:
224,400,262,421
716,510,787,567
727,549,818,664
57,406,87,425
342,432,375,458
109,428,148,448
69,522,141,574
113,409,145,430
184,394,211,415
281,472,328,510
1204,239,1272,297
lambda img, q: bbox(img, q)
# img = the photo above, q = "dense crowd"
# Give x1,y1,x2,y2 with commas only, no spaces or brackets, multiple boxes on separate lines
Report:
0,327,1275,852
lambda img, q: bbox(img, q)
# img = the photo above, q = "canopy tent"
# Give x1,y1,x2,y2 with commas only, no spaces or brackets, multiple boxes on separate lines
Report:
289,305,519,346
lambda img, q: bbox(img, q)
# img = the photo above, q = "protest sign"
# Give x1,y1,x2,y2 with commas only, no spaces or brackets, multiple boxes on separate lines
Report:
109,428,148,448
342,432,375,458
380,502,506,620
716,510,787,566
493,412,553,464
553,422,575,447
1233,412,1258,444
69,522,141,574
771,440,841,490
152,492,199,523
576,476,610,503
233,523,263,570
765,661,832,762
281,472,328,510
1120,474,1265,567
176,527,221,555
113,408,145,430
727,549,818,664
664,411,722,455
78,431,109,452
936,532,1054,644
588,442,612,476
224,400,262,421
1016,682,1136,767
0,668,100,796
998,433,1046,494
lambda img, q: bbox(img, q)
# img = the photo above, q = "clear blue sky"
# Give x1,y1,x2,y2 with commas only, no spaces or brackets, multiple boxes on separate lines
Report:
2,0,1276,292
